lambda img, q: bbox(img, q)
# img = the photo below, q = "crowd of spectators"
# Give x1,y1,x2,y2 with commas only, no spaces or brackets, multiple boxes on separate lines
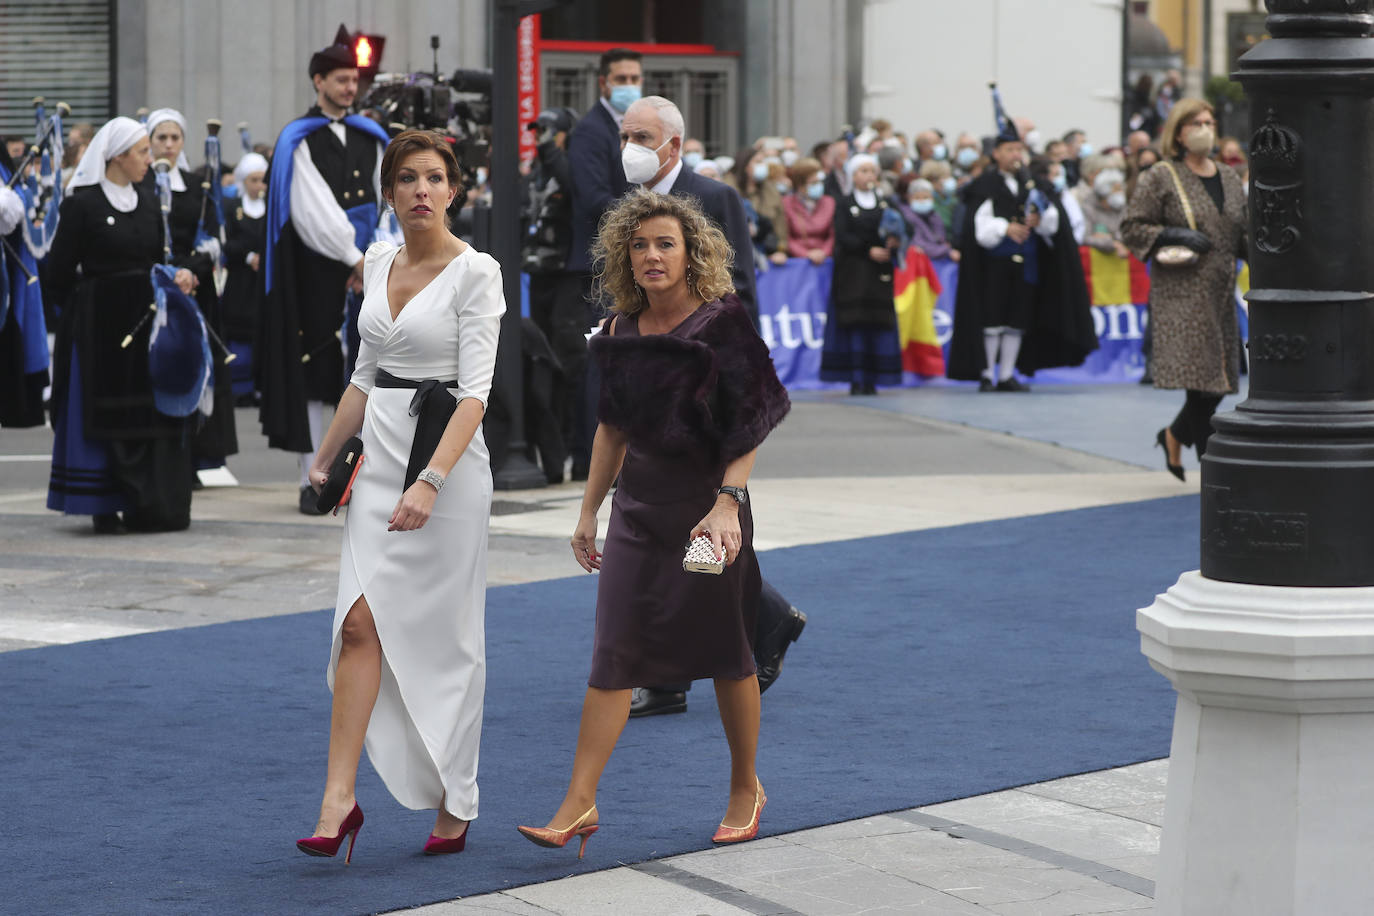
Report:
670,89,1247,276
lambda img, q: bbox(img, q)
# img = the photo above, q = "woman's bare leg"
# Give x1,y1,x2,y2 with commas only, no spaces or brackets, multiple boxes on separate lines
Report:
313,594,382,836
713,675,761,825
544,686,632,828
433,793,469,839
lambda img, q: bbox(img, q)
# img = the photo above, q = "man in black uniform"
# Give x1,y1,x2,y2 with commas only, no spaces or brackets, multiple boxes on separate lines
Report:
259,28,389,513
615,95,806,717
946,86,1094,390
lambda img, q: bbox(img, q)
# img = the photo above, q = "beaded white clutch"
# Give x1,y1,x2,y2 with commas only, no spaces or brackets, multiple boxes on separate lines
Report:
683,534,726,575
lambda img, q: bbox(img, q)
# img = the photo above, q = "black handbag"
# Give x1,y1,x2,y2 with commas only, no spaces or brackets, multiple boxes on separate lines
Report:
316,436,364,514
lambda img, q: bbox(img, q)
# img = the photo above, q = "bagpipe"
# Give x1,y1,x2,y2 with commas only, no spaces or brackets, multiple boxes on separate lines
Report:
196,118,227,258
2,97,69,286
116,155,235,418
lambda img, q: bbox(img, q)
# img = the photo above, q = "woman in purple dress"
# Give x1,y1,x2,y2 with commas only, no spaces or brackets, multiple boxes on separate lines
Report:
517,189,790,855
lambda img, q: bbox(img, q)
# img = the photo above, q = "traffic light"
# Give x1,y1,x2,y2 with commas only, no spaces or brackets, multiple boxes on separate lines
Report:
353,32,385,80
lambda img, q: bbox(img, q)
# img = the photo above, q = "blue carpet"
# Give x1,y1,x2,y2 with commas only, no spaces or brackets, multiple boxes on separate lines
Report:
0,495,1195,914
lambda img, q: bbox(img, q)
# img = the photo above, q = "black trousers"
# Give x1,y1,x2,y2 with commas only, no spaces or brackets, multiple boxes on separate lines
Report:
1170,390,1224,457
550,272,602,466
653,579,794,692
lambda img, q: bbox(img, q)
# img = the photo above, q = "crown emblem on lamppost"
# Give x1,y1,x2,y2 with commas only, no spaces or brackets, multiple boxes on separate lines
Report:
1249,109,1301,178
1249,108,1304,255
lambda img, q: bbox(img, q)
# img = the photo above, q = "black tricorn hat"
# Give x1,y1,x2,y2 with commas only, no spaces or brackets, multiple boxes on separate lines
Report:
309,24,357,78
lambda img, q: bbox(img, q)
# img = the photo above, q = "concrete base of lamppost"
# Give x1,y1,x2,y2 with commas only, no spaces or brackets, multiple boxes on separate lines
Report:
1138,571,1374,915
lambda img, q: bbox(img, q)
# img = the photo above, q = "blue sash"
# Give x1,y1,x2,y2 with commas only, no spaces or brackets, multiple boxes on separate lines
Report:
264,114,389,293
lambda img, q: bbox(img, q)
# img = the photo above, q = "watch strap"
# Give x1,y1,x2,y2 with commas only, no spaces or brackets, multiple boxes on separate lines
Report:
718,485,747,504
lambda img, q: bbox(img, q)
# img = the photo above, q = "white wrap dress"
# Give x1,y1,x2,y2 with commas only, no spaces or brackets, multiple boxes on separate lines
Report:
329,241,505,821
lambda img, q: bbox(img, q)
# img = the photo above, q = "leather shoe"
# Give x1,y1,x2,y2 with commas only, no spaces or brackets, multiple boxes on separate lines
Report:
299,485,328,516
628,687,687,718
756,607,807,695
978,378,995,392
996,377,1030,393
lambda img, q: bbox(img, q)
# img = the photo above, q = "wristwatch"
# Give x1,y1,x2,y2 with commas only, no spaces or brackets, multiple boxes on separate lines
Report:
417,468,446,492
717,485,748,506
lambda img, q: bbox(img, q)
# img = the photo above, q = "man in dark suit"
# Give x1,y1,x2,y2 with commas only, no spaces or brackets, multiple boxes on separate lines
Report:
554,47,642,480
616,95,806,717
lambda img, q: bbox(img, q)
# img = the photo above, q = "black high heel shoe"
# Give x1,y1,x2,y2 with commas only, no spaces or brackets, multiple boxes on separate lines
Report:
1155,429,1185,482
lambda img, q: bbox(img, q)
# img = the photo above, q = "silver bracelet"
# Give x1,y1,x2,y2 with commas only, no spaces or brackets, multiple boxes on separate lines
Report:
417,468,446,492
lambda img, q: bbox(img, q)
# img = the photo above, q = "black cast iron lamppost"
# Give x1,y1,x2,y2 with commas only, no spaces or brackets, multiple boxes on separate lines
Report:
1138,3,1374,912
1203,0,1374,586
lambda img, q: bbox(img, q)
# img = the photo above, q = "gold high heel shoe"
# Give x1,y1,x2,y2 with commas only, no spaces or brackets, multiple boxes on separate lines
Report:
516,805,599,859
712,780,766,844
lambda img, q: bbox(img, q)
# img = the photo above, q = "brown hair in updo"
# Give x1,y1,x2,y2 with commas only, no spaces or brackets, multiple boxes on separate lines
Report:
380,129,462,203
591,187,735,318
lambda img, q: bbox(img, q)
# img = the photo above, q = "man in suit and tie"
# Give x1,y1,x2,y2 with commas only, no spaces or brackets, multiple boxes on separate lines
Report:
615,94,807,717
554,47,642,480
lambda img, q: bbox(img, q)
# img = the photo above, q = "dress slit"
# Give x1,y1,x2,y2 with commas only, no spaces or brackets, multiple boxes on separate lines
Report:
330,579,460,817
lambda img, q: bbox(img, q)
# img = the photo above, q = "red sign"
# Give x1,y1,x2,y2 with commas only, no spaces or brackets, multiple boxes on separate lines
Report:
517,14,540,164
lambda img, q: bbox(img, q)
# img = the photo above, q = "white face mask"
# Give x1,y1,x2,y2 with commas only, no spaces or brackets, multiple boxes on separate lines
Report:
1184,126,1216,155
622,137,671,185
780,149,799,167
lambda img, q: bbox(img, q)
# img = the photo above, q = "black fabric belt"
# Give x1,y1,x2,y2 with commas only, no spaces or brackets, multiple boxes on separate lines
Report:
373,368,460,490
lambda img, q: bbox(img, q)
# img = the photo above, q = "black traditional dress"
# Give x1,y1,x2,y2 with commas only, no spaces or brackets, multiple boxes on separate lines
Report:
819,192,903,389
46,182,193,529
221,195,265,398
586,296,790,688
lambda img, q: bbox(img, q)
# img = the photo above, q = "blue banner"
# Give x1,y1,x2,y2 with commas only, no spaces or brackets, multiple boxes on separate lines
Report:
754,256,1249,388
755,258,832,388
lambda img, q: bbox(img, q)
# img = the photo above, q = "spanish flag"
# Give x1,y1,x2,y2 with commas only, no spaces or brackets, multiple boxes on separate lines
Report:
894,247,945,377
1079,247,1150,306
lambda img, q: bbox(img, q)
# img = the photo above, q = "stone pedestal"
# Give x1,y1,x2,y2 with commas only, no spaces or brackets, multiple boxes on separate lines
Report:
1139,571,1374,915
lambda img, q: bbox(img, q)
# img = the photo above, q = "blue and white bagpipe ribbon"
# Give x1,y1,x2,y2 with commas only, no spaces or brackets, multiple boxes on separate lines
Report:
21,98,63,261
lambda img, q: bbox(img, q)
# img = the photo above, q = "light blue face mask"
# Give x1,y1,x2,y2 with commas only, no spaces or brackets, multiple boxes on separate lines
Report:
1052,174,1067,192
932,143,948,161
682,151,703,169
752,163,770,183
910,198,935,215
1079,142,1095,158
609,84,641,113
956,147,979,169
941,176,958,195
807,181,825,200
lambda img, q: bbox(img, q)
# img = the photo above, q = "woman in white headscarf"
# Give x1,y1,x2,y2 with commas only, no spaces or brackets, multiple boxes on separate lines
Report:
46,117,198,532
819,152,904,395
221,152,268,401
143,108,239,472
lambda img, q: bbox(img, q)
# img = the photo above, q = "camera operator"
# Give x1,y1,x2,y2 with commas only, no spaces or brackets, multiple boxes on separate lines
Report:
523,107,577,340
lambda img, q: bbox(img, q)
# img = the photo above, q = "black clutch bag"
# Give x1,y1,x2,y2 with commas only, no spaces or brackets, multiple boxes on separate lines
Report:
316,436,365,514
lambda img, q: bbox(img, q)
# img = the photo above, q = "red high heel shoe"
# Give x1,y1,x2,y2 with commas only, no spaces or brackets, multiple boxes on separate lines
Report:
297,803,364,864
423,822,469,856
712,780,766,844
516,805,598,859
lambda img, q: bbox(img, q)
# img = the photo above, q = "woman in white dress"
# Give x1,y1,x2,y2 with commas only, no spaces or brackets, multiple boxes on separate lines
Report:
296,130,505,862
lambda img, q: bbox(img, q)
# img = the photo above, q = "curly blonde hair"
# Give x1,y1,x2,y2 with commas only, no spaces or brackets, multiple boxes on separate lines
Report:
591,187,736,317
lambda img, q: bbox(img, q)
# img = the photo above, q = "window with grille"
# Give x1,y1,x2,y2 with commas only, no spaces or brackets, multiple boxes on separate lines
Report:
540,52,737,158
0,0,112,140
